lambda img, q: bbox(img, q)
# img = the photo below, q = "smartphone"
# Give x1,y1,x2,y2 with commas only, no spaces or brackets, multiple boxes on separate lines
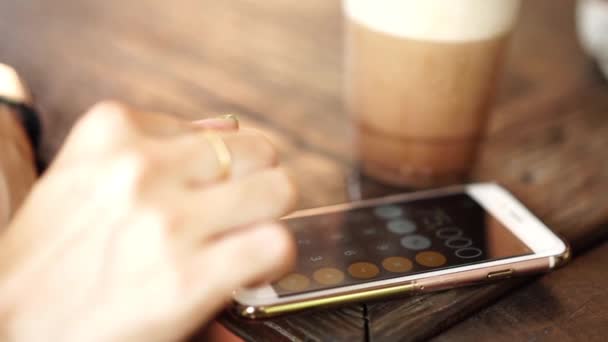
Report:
233,183,570,319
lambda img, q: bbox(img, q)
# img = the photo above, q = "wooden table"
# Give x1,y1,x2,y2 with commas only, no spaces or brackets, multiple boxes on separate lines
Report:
2,0,607,340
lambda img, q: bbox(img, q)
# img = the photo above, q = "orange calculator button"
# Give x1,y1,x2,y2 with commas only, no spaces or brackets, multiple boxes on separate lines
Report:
277,273,310,291
415,251,447,267
348,262,380,279
313,267,345,285
382,256,413,273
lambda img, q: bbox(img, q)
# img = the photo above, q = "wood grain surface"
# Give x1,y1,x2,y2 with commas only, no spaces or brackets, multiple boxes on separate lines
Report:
1,0,607,341
432,240,608,342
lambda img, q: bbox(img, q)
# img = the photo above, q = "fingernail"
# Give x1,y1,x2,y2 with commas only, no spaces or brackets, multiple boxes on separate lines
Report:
219,113,239,129
0,63,32,105
219,113,238,122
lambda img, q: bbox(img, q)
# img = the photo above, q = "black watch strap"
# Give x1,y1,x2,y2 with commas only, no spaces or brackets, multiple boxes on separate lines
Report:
0,96,44,173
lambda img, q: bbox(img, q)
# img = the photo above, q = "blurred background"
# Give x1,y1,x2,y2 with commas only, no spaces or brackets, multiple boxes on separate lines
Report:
1,0,607,340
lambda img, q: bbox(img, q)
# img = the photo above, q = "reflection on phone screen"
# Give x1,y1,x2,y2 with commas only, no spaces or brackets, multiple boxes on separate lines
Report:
274,193,532,296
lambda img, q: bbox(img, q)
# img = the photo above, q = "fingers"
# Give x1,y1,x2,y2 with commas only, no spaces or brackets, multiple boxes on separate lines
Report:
173,222,295,335
69,101,237,148
135,111,190,137
66,100,294,238
178,168,297,241
191,222,295,302
64,100,283,193
61,101,242,166
141,113,239,136
167,128,278,184
62,102,180,157
56,101,135,163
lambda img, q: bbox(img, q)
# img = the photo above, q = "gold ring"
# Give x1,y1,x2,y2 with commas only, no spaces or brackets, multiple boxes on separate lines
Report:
202,132,232,180
0,63,33,105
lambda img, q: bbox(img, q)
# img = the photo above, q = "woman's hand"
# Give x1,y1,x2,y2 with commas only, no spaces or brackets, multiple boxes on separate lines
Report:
0,101,297,341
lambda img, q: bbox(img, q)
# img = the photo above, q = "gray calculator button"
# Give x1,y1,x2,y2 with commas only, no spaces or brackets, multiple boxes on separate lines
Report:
344,249,358,257
400,235,431,250
436,227,462,239
297,238,311,245
374,205,403,219
387,219,417,234
445,237,472,249
455,247,483,259
330,233,344,241
309,255,324,263
376,242,391,252
362,227,378,235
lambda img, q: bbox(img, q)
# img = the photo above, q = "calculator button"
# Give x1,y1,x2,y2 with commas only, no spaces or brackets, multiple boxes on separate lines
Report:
286,219,306,232
347,209,372,222
308,255,324,263
330,232,346,241
348,262,380,279
400,235,431,250
382,256,413,273
362,227,378,236
374,205,403,219
313,268,345,285
455,247,483,259
435,227,462,239
343,249,359,257
376,242,391,252
387,218,417,234
277,273,310,291
318,215,337,226
297,238,311,246
445,237,472,249
415,251,447,267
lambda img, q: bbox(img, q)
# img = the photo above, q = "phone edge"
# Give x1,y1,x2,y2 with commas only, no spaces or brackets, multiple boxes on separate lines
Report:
235,183,572,319
233,244,570,319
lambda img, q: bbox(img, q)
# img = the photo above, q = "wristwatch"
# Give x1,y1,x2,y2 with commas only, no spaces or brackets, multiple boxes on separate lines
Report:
0,63,44,173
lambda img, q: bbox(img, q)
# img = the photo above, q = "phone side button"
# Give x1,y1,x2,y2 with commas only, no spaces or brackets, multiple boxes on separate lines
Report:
487,269,514,280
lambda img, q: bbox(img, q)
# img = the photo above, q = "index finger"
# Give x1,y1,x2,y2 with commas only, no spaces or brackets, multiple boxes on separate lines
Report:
139,112,239,137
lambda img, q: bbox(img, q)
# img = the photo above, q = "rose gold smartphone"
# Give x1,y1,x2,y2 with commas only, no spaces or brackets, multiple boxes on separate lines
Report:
233,183,570,319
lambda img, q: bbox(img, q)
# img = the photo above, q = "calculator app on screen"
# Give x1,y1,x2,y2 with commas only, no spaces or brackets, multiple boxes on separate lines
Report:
273,193,532,297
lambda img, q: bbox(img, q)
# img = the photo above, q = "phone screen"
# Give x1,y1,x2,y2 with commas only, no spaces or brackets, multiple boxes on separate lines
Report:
273,193,533,297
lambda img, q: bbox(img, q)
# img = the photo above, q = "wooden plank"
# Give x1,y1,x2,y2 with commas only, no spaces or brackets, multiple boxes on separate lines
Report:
433,240,608,342
219,305,367,342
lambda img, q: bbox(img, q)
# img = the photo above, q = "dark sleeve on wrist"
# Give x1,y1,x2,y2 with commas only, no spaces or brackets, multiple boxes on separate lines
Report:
0,97,44,173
